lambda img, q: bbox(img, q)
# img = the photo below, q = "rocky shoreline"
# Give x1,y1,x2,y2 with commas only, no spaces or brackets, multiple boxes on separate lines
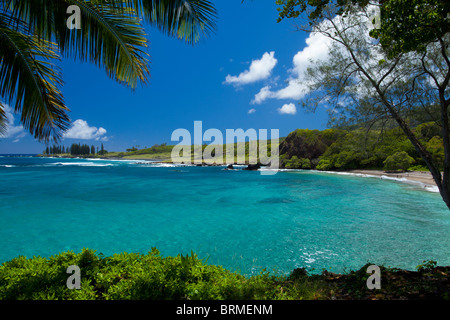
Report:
37,154,439,189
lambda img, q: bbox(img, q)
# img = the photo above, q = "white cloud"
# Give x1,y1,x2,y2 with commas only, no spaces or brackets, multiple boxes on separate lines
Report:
224,51,278,86
252,6,391,107
251,80,307,105
291,32,332,77
278,103,297,115
63,119,108,141
252,86,272,104
0,104,27,141
252,32,332,104
248,108,256,114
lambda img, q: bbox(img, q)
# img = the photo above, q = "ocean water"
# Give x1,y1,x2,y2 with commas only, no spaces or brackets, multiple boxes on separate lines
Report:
0,155,449,275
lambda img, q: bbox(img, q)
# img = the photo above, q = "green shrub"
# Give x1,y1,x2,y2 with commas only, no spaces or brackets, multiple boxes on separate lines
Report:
284,156,301,169
334,150,358,169
0,249,323,300
309,127,418,170
408,165,429,171
415,122,441,141
383,151,415,171
416,260,437,272
1,250,445,300
300,158,311,169
284,156,311,169
426,136,444,167
316,159,333,171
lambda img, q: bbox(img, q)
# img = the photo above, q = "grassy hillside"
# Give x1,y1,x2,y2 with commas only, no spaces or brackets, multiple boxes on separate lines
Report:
39,121,442,172
59,139,284,164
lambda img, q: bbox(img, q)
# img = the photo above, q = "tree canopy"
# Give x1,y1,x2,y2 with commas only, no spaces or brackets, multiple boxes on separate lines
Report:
276,0,449,57
276,0,450,208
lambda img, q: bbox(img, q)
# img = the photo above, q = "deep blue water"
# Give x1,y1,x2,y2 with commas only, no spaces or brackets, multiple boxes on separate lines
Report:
0,155,449,275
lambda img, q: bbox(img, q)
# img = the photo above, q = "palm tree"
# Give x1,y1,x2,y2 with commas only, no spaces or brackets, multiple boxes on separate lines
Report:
0,0,217,143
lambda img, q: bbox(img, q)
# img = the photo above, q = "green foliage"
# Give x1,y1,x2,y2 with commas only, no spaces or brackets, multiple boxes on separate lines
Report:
408,165,429,172
370,0,449,58
416,260,438,272
300,158,311,169
284,156,311,169
0,248,324,300
280,124,444,172
307,127,422,171
383,151,415,172
276,0,449,58
279,128,344,168
70,143,93,156
316,159,333,171
1,249,447,300
0,0,217,143
415,122,442,141
125,144,174,156
425,136,445,168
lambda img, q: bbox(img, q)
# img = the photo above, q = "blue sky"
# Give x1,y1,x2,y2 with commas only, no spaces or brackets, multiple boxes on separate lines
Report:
0,1,330,154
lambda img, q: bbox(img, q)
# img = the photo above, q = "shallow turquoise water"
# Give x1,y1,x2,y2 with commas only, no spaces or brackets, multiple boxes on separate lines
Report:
0,156,449,275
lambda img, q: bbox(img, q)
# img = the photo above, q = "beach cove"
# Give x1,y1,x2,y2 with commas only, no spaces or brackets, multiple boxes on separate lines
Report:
0,155,449,276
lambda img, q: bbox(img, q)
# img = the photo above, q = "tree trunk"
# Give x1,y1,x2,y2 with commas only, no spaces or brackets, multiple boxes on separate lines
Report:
324,17,450,208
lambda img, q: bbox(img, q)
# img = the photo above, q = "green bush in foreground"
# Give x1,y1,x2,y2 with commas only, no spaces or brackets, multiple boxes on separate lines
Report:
0,249,323,300
2,249,448,300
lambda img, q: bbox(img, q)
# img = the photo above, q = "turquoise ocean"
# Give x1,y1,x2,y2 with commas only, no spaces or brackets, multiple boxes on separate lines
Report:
1,155,449,275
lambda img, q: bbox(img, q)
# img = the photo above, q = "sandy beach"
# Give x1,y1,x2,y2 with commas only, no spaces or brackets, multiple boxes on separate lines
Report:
346,170,437,188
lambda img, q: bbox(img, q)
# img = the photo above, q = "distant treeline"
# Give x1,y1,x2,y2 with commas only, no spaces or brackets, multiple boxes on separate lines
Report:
44,143,106,156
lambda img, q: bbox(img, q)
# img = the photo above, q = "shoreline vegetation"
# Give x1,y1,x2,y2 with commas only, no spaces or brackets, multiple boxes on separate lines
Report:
36,152,439,189
23,124,448,300
4,156,447,300
38,123,443,190
2,0,448,302
0,249,448,300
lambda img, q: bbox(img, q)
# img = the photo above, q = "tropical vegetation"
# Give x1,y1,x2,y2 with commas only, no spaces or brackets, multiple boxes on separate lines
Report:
0,0,217,143
279,122,444,172
40,120,444,172
0,248,448,300
276,0,450,208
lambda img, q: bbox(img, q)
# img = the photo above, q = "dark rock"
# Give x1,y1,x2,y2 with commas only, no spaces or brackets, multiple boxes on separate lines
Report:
289,268,309,280
279,129,344,169
244,163,261,171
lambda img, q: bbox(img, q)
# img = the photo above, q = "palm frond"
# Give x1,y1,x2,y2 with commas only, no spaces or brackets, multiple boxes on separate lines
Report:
0,101,7,136
142,0,217,44
0,16,70,142
0,0,218,142
108,0,218,45
62,0,151,88
3,0,151,88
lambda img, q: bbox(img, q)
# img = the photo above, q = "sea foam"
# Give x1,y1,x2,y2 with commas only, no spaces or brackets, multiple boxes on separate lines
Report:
317,170,439,193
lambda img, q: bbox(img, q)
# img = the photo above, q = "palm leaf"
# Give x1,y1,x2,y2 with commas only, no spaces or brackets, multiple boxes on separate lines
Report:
3,0,151,88
0,16,70,142
61,0,151,88
0,0,217,142
127,0,218,45
0,101,7,136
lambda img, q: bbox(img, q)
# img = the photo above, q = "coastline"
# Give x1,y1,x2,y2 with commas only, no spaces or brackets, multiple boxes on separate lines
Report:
333,169,439,193
35,154,439,192
346,169,436,186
